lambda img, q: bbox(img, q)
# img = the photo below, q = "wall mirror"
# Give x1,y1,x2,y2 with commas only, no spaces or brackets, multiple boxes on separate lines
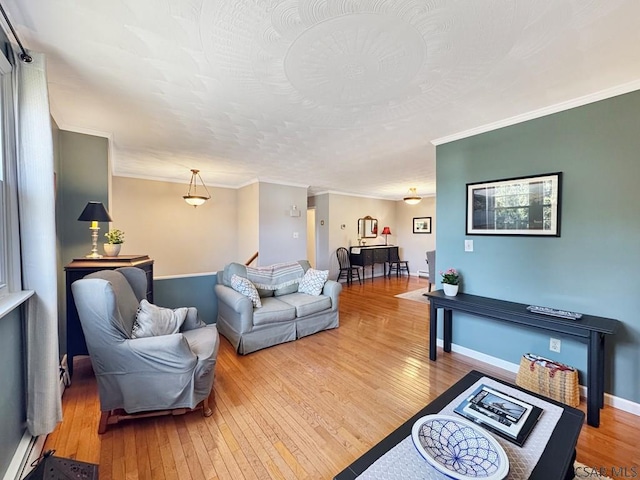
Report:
358,216,378,238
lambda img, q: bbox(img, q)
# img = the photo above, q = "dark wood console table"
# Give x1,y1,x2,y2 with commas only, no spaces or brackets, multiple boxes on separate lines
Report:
65,255,154,376
425,290,618,427
349,245,397,281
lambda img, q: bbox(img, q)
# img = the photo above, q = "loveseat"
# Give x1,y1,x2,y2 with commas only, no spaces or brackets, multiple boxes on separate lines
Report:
215,260,342,354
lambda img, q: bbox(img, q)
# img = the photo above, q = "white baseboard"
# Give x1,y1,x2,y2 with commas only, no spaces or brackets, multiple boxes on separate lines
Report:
1,431,46,480
3,356,69,480
436,339,640,417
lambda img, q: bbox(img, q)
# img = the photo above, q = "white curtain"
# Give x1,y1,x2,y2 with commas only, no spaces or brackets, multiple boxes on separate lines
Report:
12,50,62,436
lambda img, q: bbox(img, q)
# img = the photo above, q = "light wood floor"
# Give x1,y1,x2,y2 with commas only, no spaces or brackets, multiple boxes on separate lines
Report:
45,276,639,479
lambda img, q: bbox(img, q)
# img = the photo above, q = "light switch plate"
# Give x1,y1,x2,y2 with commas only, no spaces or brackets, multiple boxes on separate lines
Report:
464,239,474,252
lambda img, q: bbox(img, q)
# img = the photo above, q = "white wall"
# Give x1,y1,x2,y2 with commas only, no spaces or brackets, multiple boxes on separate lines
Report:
258,182,308,265
238,183,259,265
310,192,437,280
395,195,436,277
112,176,238,276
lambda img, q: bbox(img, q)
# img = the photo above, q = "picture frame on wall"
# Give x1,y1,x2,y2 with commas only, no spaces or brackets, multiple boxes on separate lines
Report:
466,172,562,236
413,217,432,234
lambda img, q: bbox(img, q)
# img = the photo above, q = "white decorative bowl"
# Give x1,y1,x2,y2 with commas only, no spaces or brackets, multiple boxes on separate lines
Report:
411,414,509,480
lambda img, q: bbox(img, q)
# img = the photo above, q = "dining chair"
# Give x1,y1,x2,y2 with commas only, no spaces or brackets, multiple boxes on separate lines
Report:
336,247,362,285
387,248,410,277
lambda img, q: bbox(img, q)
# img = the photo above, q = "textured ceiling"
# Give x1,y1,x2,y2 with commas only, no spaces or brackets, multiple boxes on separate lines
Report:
4,0,640,199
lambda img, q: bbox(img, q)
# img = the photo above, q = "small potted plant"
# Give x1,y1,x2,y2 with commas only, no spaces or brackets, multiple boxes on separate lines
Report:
440,268,460,296
104,229,125,257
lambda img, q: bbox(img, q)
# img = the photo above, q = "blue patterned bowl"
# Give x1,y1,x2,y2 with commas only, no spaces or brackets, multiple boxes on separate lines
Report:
411,414,509,480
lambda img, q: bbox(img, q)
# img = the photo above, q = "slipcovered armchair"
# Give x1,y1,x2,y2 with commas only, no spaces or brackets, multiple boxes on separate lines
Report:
71,267,219,433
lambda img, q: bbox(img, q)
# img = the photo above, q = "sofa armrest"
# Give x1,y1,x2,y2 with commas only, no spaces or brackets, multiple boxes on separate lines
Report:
214,283,254,333
322,280,342,311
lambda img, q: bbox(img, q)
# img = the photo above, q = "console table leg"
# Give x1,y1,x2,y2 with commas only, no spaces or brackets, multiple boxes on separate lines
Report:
587,331,601,427
443,310,452,352
429,304,437,361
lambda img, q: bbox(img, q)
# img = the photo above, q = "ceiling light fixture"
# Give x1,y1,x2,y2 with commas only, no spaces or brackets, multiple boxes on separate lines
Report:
183,169,211,207
403,187,422,205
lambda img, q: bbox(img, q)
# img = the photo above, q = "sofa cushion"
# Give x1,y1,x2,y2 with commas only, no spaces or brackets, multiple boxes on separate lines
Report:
132,299,188,338
298,268,329,296
253,297,296,326
274,283,299,296
230,274,262,308
278,292,332,317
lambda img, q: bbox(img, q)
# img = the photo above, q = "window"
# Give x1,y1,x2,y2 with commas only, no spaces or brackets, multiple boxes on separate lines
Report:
0,52,12,298
0,73,6,296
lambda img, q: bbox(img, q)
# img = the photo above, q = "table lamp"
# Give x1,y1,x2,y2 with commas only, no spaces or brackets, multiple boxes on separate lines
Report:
77,201,113,258
382,226,392,245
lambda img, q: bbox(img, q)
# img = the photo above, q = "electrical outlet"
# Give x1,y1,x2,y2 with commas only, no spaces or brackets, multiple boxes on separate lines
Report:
549,337,561,353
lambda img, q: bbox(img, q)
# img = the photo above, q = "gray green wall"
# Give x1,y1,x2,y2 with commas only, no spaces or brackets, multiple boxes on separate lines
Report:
436,90,640,403
0,307,26,478
58,131,109,266
57,131,109,354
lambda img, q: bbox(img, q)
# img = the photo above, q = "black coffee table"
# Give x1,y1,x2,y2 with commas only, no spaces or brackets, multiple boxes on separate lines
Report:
334,370,584,480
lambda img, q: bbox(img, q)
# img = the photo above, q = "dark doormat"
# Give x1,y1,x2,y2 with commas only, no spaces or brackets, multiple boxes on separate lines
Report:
24,450,98,479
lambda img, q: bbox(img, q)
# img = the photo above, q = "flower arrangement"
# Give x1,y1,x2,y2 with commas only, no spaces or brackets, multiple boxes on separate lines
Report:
440,268,460,285
105,229,125,244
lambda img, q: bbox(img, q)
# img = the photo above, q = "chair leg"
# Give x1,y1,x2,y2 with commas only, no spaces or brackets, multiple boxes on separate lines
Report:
202,393,213,417
98,411,110,434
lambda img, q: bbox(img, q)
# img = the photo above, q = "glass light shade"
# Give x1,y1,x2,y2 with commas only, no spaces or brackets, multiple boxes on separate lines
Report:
183,195,208,206
403,187,422,205
183,169,211,207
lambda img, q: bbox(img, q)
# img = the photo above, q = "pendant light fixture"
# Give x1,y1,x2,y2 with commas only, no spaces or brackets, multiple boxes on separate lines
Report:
183,169,211,207
403,187,422,205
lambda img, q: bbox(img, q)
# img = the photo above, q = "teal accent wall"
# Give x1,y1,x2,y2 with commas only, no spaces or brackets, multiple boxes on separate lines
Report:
436,90,640,403
154,274,219,325
57,131,109,353
58,131,109,265
0,307,26,478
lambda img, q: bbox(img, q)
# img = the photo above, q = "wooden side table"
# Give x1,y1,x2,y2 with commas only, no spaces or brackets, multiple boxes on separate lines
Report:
64,255,154,376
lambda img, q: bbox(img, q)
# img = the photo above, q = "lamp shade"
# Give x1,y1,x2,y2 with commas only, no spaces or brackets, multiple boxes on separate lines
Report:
381,226,392,235
77,201,112,222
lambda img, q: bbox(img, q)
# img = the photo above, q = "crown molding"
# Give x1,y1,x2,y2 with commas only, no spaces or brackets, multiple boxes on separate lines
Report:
432,79,640,146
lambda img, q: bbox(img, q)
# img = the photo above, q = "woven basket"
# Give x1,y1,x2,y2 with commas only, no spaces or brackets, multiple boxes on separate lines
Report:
515,353,580,407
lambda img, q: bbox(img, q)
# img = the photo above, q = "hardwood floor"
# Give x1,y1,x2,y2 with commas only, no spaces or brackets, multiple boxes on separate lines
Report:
45,276,639,479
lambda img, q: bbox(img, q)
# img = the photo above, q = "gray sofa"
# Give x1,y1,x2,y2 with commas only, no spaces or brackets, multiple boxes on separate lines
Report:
215,260,342,354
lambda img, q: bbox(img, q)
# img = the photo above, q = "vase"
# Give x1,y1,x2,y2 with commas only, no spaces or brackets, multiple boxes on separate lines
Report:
103,243,122,257
443,284,459,296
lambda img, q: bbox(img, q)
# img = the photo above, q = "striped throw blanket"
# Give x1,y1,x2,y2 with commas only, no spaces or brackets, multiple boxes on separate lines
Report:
246,261,305,290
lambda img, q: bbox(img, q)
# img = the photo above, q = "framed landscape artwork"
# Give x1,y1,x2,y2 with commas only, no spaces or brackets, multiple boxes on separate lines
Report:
466,172,562,236
413,217,432,234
